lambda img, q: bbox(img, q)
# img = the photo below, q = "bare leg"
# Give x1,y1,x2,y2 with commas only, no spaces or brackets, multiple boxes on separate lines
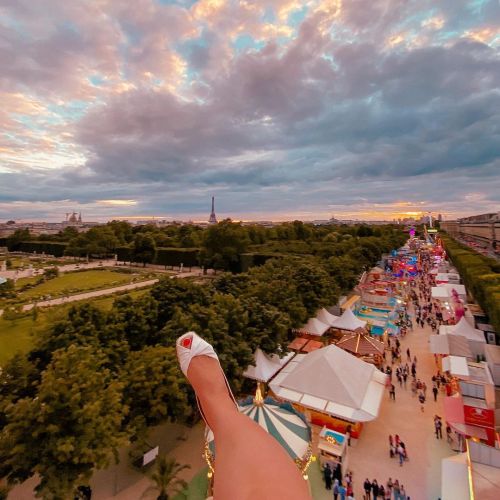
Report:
187,356,311,500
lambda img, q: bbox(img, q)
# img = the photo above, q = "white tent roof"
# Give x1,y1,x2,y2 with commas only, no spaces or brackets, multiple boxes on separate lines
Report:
316,308,340,327
270,345,386,422
429,334,473,358
243,348,295,382
332,307,366,331
442,356,470,378
432,286,450,300
441,453,470,500
298,317,330,336
450,317,485,343
439,283,466,296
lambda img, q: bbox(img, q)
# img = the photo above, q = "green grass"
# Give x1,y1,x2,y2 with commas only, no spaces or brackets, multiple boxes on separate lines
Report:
0,287,151,366
17,270,137,301
172,467,209,500
0,315,38,365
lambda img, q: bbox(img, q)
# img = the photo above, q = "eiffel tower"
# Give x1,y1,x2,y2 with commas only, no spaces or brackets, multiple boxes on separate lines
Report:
208,196,218,224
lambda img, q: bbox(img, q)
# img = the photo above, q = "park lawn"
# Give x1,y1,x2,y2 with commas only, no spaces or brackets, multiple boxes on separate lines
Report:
18,270,136,300
0,315,38,365
0,287,152,366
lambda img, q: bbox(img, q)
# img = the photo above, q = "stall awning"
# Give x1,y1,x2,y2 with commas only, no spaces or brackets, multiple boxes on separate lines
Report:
450,422,488,440
444,395,465,424
340,295,360,311
288,337,308,351
442,356,470,378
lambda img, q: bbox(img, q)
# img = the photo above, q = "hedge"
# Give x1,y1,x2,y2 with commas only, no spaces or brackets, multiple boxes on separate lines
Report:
116,246,200,268
441,234,500,338
4,240,68,257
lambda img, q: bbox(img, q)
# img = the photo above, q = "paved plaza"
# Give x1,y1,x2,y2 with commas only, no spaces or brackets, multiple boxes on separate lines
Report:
311,305,455,500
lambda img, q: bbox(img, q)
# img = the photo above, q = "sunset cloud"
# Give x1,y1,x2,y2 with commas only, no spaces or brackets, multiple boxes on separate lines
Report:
0,0,499,221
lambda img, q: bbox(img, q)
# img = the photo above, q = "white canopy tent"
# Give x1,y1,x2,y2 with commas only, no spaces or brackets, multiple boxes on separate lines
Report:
441,453,470,500
442,356,470,378
449,317,485,343
429,334,473,358
432,286,450,300
243,348,295,383
297,317,331,337
316,308,339,327
270,345,387,422
331,307,367,332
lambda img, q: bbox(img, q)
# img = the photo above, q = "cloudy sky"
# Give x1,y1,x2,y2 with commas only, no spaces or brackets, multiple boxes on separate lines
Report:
1,0,499,222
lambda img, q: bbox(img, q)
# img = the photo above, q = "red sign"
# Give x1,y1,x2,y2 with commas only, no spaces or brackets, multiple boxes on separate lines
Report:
464,405,495,428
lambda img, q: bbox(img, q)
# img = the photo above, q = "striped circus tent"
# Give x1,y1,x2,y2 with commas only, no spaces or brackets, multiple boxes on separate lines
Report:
239,398,311,462
204,387,312,478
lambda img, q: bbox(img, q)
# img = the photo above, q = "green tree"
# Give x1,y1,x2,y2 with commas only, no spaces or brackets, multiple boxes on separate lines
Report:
0,345,127,499
202,219,250,271
151,278,210,328
111,295,160,350
143,457,189,500
123,346,190,432
6,229,31,251
133,233,157,266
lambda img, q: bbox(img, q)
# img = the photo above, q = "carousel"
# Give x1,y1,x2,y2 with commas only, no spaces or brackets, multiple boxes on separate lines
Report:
204,385,313,483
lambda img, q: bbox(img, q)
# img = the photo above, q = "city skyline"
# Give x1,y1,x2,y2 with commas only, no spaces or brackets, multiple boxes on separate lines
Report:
1,1,499,221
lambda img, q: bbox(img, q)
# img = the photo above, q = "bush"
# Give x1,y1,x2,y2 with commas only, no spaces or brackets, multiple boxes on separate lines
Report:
442,234,500,338
155,248,199,268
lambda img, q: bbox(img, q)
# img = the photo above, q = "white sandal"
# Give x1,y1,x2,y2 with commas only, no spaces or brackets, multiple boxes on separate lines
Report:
176,331,238,427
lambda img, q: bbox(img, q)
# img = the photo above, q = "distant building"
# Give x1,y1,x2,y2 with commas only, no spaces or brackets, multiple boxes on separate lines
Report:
441,212,500,251
208,197,218,225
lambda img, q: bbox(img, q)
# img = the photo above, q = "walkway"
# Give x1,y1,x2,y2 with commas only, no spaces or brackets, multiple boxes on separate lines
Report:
312,305,454,500
20,279,159,311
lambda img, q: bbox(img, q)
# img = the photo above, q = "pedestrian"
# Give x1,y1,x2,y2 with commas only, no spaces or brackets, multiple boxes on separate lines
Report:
333,479,340,500
422,381,427,397
398,444,405,466
386,478,393,499
400,485,407,500
324,463,333,490
393,479,400,499
338,482,347,500
378,484,385,499
433,385,438,402
406,348,411,361
389,435,394,458
371,479,379,499
419,391,426,412
390,384,396,401
363,478,372,499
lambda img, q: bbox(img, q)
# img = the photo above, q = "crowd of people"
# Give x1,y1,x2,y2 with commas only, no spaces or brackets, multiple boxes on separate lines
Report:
363,477,409,499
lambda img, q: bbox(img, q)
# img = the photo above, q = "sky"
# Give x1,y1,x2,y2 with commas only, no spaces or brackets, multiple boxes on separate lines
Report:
0,0,499,222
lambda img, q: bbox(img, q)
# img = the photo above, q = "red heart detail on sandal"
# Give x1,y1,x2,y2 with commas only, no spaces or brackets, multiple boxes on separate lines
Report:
181,336,193,349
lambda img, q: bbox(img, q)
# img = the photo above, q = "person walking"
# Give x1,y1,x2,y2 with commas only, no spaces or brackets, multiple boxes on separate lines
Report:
338,482,347,500
393,479,400,500
398,444,405,466
406,348,411,361
389,435,394,458
333,479,340,500
324,463,333,490
378,484,385,499
400,485,407,500
371,479,379,499
389,384,396,401
363,478,372,500
432,384,438,402
419,391,426,412
385,478,393,500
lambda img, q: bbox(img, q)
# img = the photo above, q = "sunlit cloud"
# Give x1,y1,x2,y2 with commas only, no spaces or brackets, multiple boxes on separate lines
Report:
0,0,498,221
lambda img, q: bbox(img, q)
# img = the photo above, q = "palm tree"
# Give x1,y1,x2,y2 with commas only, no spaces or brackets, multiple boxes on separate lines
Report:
143,456,190,500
